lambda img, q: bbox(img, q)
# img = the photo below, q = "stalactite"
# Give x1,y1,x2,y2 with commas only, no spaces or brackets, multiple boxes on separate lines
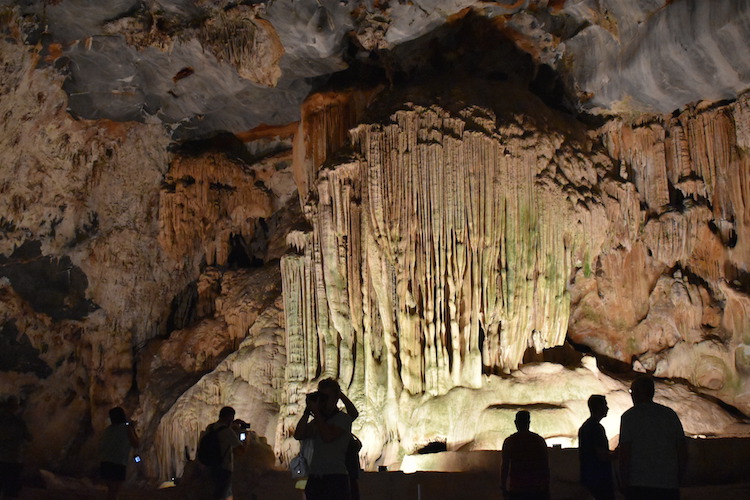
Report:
158,152,273,266
275,85,750,470
278,83,611,467
199,6,284,87
292,87,383,204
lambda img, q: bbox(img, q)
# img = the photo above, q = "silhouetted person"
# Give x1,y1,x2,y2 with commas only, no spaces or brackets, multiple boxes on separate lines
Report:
500,410,550,500
579,395,614,499
0,396,31,499
619,375,687,500
202,406,245,500
99,407,139,500
295,378,352,500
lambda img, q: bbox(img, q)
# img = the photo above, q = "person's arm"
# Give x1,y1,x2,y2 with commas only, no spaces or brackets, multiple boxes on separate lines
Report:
595,425,612,461
339,393,359,421
230,420,247,449
500,439,510,496
294,408,314,440
617,416,631,490
676,417,687,483
21,421,32,442
618,442,631,488
127,423,140,449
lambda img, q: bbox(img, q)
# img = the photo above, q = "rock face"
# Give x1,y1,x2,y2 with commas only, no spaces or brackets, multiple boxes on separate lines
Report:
1,0,750,484
569,94,750,411
276,79,750,467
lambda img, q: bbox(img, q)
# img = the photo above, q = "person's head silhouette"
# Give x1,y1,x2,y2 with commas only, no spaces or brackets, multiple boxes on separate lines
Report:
318,378,341,416
630,375,655,405
587,394,608,421
218,406,236,424
109,407,127,425
515,410,531,432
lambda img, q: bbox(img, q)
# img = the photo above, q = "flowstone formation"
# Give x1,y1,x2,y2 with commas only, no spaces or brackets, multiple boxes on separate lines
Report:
569,94,750,412
276,83,750,467
277,80,606,465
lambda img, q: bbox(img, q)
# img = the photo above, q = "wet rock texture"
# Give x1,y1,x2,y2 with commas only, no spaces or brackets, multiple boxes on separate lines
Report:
0,0,749,483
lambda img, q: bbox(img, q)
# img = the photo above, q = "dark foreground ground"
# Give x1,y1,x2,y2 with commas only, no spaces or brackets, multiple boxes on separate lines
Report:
12,473,750,500
14,437,750,499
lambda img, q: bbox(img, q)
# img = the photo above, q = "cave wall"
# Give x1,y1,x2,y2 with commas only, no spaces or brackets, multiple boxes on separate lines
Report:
569,96,750,408
0,33,296,475
0,37,187,471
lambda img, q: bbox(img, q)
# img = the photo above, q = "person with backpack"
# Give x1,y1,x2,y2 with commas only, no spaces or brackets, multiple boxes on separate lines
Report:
198,406,244,500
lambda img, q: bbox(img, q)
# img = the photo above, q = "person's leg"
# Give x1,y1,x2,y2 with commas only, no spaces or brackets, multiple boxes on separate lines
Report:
100,462,125,500
349,476,359,500
589,483,615,500
210,467,232,500
106,479,123,500
1,462,22,499
626,487,678,500
305,476,324,500
327,475,351,500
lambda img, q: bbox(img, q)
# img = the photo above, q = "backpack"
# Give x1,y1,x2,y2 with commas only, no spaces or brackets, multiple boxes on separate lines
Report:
197,425,227,466
290,439,313,479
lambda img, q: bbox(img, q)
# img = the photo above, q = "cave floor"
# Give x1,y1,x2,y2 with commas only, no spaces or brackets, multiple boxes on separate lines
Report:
16,478,750,500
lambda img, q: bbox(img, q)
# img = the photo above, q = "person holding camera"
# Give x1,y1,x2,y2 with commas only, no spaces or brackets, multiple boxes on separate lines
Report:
99,407,139,500
294,378,353,500
201,406,247,500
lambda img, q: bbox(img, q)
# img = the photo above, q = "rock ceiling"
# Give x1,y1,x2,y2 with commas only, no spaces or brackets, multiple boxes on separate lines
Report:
1,0,750,481
6,0,750,139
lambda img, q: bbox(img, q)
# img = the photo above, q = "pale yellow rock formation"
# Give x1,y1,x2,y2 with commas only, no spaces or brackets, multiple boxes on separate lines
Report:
150,294,286,479
277,82,617,467
274,84,750,470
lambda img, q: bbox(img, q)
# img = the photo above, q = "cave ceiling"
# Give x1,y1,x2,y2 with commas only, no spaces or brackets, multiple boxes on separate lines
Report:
5,0,750,140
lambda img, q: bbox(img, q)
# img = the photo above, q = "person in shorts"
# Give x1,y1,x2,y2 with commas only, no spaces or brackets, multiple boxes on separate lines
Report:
99,407,139,500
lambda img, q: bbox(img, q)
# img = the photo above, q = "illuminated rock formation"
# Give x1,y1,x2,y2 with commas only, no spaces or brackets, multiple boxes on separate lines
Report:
275,83,750,468
570,93,750,413
158,151,274,267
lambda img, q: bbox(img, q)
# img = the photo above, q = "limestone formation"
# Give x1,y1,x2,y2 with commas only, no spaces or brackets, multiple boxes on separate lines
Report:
159,151,274,267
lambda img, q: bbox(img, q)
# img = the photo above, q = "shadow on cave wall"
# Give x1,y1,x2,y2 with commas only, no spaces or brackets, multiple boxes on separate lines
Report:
0,240,97,321
338,9,570,113
0,320,52,378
